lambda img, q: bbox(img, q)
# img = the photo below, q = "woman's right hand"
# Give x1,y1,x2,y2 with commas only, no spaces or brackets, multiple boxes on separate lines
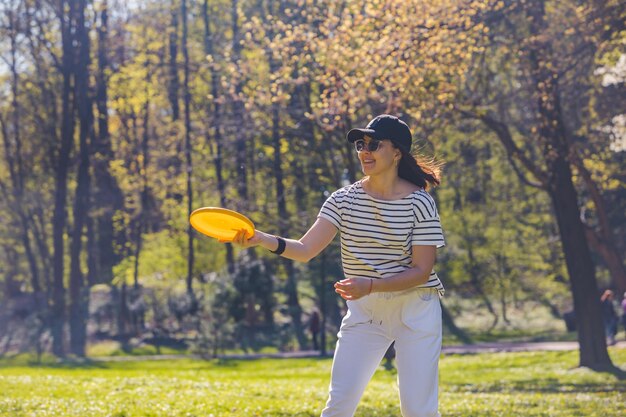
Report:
226,228,265,248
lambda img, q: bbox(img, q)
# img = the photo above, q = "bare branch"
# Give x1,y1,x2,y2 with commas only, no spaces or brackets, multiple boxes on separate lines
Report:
0,111,17,189
570,143,612,237
458,108,548,189
506,152,544,190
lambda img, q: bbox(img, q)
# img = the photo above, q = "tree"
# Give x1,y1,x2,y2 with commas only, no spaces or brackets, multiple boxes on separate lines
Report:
181,0,196,304
51,0,78,357
458,0,625,368
92,0,124,286
167,1,180,121
68,0,95,357
202,0,235,272
0,0,41,296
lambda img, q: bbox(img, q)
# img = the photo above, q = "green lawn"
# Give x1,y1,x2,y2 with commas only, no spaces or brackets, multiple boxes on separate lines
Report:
1,347,624,416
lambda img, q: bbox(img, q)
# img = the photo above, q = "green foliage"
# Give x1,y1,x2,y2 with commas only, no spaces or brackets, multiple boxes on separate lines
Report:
436,122,571,322
0,349,624,416
113,230,188,286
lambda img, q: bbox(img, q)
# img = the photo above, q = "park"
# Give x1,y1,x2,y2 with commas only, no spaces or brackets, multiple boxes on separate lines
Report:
0,0,625,416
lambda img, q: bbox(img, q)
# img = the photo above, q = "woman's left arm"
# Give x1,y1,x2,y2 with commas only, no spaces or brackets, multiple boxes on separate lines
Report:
334,245,436,300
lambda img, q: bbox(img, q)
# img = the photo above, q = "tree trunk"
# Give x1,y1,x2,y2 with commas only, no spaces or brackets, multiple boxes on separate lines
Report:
441,302,473,345
202,0,234,272
86,215,97,287
455,187,499,329
4,7,41,294
231,0,248,202
181,0,195,303
266,1,306,350
545,156,611,368
229,0,259,341
132,216,142,289
574,155,626,294
467,243,499,330
117,283,128,340
584,228,626,295
31,205,53,304
319,252,328,356
69,0,94,357
168,2,180,121
18,217,40,295
52,0,77,357
93,0,124,285
272,91,306,350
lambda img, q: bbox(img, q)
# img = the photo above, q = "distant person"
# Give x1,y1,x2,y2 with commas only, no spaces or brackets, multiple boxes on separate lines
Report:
600,289,618,346
309,309,321,351
230,114,446,416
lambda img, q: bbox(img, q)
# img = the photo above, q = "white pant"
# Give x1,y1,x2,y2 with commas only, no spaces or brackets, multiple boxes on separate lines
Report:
321,288,442,417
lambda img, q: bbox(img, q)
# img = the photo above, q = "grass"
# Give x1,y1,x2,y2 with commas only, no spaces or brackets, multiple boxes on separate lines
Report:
85,339,283,358
0,347,625,416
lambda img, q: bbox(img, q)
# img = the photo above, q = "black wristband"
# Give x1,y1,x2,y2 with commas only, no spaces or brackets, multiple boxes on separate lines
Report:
271,236,286,255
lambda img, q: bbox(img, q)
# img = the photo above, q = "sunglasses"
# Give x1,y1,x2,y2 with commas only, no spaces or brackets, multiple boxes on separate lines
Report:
354,139,383,152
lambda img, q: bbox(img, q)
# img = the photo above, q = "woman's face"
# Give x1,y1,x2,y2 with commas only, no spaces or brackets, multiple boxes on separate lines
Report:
355,136,401,176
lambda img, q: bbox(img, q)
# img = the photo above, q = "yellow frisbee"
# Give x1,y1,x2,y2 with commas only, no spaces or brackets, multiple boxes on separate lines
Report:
189,207,255,242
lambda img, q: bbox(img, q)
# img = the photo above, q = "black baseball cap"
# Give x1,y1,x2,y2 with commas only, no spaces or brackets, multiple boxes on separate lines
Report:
347,114,412,152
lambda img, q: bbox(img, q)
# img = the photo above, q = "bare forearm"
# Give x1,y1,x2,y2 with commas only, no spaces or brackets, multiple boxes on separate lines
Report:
254,231,314,263
231,218,336,263
371,266,431,293
334,246,437,301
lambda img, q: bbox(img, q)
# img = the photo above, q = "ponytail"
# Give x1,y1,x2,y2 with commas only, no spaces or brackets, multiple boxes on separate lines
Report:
396,148,442,190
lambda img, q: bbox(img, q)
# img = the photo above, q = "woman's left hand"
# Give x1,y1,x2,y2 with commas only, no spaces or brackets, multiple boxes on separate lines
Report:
334,278,373,300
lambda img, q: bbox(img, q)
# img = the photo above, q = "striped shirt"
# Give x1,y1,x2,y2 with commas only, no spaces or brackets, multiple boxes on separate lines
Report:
318,180,445,295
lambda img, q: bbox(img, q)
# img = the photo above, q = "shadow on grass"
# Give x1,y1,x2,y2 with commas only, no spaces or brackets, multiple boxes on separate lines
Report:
351,406,399,417
464,329,578,344
31,357,110,369
449,370,626,394
0,354,110,369
587,363,626,381
211,358,242,368
508,379,622,393
449,384,622,394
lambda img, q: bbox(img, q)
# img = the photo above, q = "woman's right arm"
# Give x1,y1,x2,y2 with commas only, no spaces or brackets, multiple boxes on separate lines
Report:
230,217,337,263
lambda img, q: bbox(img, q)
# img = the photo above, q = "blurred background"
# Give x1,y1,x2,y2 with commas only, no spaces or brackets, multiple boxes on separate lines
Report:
0,0,624,362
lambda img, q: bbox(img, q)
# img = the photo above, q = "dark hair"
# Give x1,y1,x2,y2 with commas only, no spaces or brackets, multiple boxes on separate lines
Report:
394,144,442,190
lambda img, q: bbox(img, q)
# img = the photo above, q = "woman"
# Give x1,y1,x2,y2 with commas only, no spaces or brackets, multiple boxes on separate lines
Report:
231,114,445,417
